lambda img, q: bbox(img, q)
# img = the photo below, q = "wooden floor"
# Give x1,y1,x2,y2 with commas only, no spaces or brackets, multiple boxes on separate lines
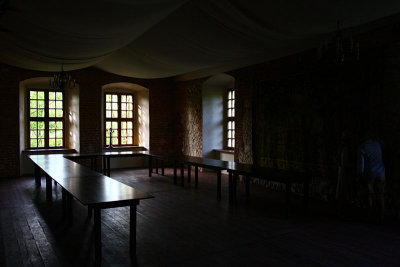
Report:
1,167,400,266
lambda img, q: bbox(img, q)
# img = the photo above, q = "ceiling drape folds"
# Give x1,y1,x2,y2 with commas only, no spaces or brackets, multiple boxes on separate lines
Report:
1,0,400,78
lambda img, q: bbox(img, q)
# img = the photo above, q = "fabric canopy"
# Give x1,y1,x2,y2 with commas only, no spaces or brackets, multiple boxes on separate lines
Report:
1,0,400,79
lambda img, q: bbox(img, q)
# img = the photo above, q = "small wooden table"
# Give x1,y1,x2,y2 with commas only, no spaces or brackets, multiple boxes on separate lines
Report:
28,154,153,265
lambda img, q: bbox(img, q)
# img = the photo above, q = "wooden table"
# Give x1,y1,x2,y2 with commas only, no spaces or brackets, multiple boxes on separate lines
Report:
226,162,309,218
172,155,230,199
28,154,153,265
64,153,99,170
144,153,230,199
102,151,149,176
97,151,229,200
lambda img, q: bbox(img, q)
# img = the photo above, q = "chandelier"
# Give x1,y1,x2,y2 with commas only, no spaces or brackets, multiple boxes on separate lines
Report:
318,21,360,65
49,64,76,90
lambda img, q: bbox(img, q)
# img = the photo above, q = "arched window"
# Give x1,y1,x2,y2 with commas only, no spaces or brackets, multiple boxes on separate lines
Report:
226,88,235,149
102,83,149,149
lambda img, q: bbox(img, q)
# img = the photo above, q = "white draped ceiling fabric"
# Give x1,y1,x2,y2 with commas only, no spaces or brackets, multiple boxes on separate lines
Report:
1,0,400,79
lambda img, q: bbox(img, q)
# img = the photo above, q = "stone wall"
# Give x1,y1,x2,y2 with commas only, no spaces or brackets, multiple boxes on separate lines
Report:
173,79,204,157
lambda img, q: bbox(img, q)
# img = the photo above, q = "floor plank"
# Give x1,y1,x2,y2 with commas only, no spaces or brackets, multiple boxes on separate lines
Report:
1,168,400,266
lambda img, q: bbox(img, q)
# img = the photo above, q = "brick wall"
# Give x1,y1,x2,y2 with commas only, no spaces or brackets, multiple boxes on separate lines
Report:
0,64,22,176
0,63,174,177
170,25,400,201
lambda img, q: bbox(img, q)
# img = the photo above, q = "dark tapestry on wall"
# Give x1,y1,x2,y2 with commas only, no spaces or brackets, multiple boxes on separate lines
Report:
252,69,373,198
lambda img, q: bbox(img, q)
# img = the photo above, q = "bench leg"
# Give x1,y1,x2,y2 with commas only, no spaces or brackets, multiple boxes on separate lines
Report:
34,165,41,187
46,175,52,204
195,166,199,188
94,207,102,265
130,204,137,257
217,170,221,200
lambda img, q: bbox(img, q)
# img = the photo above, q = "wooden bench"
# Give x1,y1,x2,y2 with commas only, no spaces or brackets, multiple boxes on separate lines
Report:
28,154,153,266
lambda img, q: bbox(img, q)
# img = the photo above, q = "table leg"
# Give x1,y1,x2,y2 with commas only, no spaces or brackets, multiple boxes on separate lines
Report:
232,173,238,203
228,171,233,203
246,175,250,198
180,164,184,187
88,205,93,218
217,170,221,200
148,157,152,177
46,175,52,204
94,207,102,265
161,160,164,176
90,157,95,170
195,166,198,188
155,159,158,174
107,157,111,177
130,204,137,257
187,165,191,183
304,177,309,214
102,156,106,175
62,188,66,218
34,164,41,187
173,161,177,185
285,182,291,219
66,192,73,224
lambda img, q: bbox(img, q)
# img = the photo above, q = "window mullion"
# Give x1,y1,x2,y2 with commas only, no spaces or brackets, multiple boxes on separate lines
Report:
45,93,49,148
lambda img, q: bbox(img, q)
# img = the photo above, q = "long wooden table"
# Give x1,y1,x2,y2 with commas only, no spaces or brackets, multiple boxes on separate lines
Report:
28,154,153,266
66,151,309,218
225,161,309,218
171,155,230,199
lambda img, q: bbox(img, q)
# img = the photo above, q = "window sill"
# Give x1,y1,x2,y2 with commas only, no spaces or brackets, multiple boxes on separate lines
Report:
213,149,234,154
102,146,147,152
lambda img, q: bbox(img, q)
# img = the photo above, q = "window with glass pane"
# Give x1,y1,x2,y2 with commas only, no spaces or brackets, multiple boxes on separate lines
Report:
105,93,134,146
226,89,235,149
28,89,64,149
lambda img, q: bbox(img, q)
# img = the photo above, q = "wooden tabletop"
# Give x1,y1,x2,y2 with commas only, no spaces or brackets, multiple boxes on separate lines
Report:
225,161,307,182
28,154,153,205
102,151,150,157
174,155,231,170
55,175,153,205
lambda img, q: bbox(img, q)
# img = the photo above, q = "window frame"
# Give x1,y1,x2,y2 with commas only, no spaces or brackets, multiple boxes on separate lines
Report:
26,88,65,149
225,88,235,150
103,92,135,147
